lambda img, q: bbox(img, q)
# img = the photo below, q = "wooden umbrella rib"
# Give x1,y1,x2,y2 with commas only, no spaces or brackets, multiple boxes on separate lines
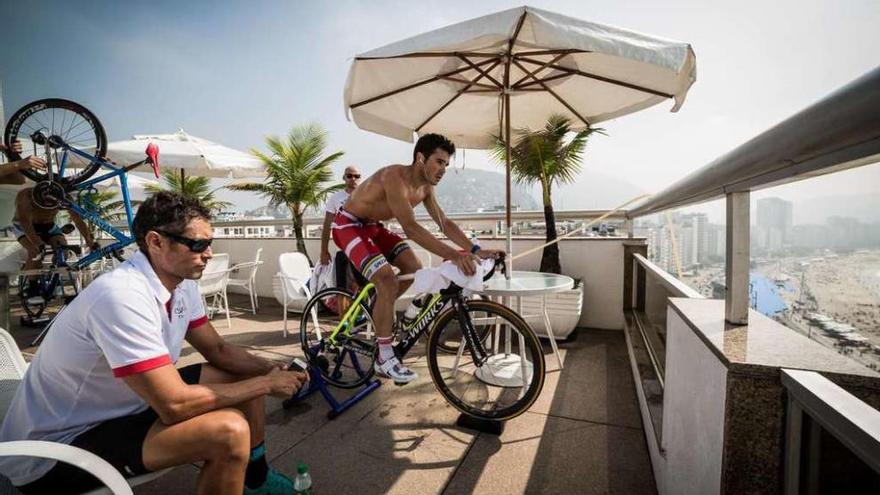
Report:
457,55,504,89
355,51,500,60
516,56,674,98
438,75,498,90
415,59,502,132
511,59,592,127
513,71,571,90
510,52,569,88
350,57,500,109
511,48,588,57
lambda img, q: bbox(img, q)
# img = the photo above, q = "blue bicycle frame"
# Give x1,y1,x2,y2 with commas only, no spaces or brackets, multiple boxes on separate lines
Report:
51,144,143,269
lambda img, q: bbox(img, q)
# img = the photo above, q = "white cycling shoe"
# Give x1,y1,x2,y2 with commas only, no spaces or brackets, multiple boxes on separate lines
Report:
374,356,419,384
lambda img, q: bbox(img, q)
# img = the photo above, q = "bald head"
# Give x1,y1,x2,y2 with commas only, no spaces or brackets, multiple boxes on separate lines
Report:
343,165,361,192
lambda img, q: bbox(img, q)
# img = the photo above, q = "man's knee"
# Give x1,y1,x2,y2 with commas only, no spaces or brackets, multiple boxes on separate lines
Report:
371,266,398,295
208,409,250,460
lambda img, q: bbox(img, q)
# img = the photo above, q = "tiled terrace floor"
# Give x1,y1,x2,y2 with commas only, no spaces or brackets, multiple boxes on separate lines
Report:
10,294,656,494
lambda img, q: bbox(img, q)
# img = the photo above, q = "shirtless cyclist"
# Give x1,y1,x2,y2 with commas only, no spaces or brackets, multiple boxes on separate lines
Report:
332,134,502,383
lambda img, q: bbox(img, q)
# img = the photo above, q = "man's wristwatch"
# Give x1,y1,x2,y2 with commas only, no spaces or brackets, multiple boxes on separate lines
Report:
470,244,481,254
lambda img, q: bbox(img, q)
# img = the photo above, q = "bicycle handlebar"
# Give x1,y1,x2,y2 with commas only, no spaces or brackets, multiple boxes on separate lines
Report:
395,252,506,283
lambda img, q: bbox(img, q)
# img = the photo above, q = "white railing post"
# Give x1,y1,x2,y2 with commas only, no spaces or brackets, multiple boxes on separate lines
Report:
725,191,750,325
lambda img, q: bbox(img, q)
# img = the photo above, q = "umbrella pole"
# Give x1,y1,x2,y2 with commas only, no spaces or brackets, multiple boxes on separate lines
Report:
180,168,185,183
505,91,512,278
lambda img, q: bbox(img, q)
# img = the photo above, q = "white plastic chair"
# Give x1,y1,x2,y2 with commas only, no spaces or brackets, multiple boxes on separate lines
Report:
198,254,231,328
275,252,312,338
395,249,434,311
228,248,263,315
0,328,170,495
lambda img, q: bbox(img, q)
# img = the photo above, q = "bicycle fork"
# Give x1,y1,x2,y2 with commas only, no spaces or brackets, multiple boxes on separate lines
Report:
455,297,489,367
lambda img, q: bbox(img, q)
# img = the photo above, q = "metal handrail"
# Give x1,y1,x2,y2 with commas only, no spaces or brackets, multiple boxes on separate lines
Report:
782,369,880,493
628,66,880,218
633,253,704,299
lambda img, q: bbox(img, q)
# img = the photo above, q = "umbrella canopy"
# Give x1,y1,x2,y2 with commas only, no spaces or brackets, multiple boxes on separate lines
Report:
106,129,265,179
344,5,696,148
95,173,159,193
344,5,696,258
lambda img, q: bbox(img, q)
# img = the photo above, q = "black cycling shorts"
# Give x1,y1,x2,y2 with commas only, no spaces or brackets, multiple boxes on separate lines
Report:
18,364,203,494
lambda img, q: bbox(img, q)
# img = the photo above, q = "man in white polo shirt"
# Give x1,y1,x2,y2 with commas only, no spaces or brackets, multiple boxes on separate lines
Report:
319,165,361,266
0,192,308,495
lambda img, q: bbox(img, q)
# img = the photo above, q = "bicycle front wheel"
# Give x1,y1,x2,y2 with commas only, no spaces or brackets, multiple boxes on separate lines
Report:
427,300,545,421
4,99,106,186
300,288,377,389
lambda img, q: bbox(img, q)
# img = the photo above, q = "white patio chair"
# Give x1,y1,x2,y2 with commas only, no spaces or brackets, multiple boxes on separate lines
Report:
275,252,312,338
0,328,170,495
198,254,231,328
228,248,263,315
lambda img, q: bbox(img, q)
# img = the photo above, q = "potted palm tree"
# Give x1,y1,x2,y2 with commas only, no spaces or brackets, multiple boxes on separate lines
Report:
492,114,603,339
228,124,343,264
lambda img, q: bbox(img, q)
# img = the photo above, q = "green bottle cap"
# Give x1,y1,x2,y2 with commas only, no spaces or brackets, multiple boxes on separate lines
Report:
297,462,308,474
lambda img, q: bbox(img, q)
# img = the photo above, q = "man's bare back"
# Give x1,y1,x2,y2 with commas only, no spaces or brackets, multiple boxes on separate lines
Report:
344,165,431,222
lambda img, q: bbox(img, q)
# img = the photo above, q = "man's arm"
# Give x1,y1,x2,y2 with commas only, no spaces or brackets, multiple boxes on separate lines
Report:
122,363,304,425
319,211,334,265
423,189,475,251
386,178,459,260
185,320,279,377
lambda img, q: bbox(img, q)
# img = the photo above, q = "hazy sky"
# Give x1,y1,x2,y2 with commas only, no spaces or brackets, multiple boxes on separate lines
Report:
2,0,878,215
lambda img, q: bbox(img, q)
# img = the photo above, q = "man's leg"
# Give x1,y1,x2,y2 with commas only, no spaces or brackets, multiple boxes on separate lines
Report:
141,408,251,495
198,364,264,447
370,264,418,383
390,248,421,296
370,264,399,341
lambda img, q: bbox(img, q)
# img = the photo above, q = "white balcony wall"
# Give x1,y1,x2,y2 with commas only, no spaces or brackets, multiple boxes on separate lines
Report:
213,236,635,330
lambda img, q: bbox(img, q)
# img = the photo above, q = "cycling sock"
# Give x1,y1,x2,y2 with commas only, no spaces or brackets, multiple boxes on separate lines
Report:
244,443,268,489
378,336,395,362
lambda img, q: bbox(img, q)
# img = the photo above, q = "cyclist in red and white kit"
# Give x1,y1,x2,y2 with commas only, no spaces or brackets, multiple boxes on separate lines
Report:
332,134,502,384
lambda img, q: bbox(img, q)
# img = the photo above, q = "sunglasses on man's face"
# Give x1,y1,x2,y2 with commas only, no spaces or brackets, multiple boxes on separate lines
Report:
345,174,361,179
156,230,213,253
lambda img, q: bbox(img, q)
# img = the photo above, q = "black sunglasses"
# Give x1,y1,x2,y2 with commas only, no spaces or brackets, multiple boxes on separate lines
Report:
156,230,213,253
345,174,361,179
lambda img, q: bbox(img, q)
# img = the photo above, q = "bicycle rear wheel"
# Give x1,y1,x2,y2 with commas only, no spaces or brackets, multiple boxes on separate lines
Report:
300,288,377,389
4,99,106,186
427,300,545,421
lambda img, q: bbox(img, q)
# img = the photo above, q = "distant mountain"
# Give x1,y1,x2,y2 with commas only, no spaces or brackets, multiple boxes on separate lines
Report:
432,168,539,212
242,167,649,217
549,169,647,210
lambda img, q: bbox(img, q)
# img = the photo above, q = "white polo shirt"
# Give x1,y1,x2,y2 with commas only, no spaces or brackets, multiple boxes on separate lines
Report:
0,250,208,485
324,189,350,215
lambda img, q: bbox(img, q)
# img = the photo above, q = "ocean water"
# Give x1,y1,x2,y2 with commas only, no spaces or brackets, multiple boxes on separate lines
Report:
749,273,788,316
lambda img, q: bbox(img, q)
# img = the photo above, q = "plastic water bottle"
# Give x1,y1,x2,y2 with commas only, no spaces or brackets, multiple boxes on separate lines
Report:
293,463,312,494
402,295,425,326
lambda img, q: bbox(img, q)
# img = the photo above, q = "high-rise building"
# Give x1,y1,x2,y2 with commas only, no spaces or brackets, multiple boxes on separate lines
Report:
756,197,793,252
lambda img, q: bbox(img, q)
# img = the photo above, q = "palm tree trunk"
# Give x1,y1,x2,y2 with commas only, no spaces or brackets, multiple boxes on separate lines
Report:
540,181,561,274
292,210,312,265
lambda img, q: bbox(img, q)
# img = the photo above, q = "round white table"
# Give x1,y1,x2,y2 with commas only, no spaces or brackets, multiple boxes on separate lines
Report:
474,271,574,385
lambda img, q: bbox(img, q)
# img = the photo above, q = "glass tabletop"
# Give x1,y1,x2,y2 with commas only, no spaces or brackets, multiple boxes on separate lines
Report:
479,270,574,296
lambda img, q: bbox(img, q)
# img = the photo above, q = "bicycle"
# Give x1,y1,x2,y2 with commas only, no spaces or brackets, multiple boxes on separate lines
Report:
4,98,160,327
300,254,546,422
4,98,160,264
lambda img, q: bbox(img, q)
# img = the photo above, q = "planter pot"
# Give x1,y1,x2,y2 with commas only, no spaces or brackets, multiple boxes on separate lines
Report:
517,280,583,340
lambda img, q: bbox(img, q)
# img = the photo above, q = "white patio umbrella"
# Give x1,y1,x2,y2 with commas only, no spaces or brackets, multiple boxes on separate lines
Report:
344,5,697,257
95,173,159,193
105,129,265,179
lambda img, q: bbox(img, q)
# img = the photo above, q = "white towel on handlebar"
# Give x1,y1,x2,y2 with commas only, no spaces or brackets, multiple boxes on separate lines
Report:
411,258,495,295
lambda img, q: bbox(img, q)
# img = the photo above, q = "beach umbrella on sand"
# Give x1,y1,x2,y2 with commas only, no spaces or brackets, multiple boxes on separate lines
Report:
344,5,697,260
106,129,265,179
